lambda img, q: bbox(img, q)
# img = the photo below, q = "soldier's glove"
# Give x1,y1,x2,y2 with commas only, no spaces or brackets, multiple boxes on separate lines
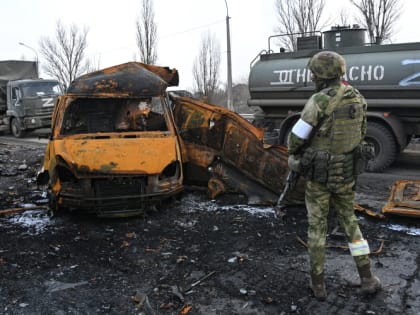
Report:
288,154,302,173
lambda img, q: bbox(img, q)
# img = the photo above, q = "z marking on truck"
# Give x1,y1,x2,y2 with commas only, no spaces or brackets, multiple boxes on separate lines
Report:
42,98,54,107
399,59,420,86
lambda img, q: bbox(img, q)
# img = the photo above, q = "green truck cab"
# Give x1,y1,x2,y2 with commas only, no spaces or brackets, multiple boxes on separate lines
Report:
0,60,62,137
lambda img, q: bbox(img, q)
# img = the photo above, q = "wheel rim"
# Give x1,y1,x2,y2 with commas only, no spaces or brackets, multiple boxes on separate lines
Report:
365,136,380,158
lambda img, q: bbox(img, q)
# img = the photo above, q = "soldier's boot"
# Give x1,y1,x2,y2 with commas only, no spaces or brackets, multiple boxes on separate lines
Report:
310,272,327,301
357,263,381,295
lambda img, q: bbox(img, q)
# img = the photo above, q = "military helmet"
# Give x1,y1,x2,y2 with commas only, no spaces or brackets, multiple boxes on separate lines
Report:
308,51,346,79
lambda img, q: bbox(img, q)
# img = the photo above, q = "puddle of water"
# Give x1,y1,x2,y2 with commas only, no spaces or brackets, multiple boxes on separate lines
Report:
384,224,420,236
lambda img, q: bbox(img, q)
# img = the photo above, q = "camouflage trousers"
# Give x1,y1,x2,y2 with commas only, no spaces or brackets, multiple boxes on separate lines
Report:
305,180,370,276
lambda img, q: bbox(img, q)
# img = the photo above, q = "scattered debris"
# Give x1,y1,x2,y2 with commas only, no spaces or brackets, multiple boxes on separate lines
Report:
44,280,88,293
371,240,385,255
171,285,185,302
184,271,216,293
354,203,386,219
0,205,48,216
179,304,193,315
382,180,420,217
296,234,385,256
131,292,156,315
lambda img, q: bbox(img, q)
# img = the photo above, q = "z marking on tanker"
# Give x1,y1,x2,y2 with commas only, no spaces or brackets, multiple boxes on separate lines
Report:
399,59,420,86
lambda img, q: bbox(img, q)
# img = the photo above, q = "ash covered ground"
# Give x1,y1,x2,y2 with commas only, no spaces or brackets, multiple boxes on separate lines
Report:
0,138,419,315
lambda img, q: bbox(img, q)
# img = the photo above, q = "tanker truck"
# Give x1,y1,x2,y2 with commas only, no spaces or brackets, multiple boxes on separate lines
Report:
248,25,420,172
0,60,62,137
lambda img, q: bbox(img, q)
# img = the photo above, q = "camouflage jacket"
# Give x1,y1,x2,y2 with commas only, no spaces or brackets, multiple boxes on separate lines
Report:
288,82,367,155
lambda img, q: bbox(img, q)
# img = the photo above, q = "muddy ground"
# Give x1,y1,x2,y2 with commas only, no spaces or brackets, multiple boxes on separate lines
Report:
0,137,419,315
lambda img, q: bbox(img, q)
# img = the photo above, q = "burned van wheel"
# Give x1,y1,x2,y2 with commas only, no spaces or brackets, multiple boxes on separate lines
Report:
365,122,397,172
11,118,25,138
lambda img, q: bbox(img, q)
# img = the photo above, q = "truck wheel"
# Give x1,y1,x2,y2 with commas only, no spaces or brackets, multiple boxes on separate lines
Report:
280,125,293,146
10,118,25,138
365,122,397,172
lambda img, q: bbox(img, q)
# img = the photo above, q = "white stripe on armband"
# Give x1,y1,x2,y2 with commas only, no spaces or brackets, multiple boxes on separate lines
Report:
291,118,313,140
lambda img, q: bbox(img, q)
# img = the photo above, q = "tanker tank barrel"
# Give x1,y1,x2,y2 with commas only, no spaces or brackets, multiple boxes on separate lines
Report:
248,25,420,172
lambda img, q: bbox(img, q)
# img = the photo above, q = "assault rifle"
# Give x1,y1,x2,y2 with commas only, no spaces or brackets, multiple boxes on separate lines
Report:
275,169,300,212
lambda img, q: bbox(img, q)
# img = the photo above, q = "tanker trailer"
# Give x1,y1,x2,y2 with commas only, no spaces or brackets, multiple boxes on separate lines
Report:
248,26,420,172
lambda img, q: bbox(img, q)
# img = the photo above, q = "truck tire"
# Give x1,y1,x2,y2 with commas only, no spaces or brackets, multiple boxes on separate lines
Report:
280,124,295,146
10,117,25,138
365,122,397,172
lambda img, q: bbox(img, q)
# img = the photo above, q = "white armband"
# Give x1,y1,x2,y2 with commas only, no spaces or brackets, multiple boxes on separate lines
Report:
348,239,370,256
291,118,313,140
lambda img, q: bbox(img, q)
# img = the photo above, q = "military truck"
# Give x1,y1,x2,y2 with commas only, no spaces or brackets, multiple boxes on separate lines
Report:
0,60,62,137
248,26,420,171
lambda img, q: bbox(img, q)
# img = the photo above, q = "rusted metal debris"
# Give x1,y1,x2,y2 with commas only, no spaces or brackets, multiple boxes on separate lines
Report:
382,180,420,217
296,235,386,255
170,94,305,205
0,205,48,216
354,203,385,219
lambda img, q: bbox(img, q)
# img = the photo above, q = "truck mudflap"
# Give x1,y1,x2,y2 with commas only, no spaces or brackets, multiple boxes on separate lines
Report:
171,95,305,205
382,180,420,217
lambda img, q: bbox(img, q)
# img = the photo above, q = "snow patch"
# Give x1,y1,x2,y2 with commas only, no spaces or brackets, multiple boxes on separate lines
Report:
8,209,52,235
385,224,420,236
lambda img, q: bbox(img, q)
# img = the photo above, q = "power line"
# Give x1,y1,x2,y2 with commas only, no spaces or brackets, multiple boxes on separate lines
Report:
161,19,225,39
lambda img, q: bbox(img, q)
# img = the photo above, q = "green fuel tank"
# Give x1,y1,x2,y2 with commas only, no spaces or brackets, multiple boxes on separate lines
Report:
249,27,420,113
248,26,420,172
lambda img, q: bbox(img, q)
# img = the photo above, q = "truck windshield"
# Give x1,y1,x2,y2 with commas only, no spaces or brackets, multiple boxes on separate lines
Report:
60,96,169,135
22,82,62,97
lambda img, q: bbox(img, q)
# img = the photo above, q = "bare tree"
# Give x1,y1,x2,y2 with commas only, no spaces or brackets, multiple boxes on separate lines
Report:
192,32,221,104
136,0,158,64
350,0,402,44
338,9,351,27
85,55,101,74
274,0,326,51
39,21,90,90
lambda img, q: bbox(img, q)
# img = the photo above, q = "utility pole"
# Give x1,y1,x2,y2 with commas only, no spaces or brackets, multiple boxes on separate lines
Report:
19,42,39,77
224,0,234,111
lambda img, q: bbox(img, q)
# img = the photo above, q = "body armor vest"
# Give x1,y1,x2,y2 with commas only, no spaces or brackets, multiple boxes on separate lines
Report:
310,86,365,154
302,85,366,188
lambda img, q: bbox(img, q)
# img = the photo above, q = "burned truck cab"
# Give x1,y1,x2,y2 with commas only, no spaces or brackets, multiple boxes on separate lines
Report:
37,62,183,217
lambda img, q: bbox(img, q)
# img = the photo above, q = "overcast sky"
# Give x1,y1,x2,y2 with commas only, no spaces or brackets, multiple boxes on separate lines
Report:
1,0,419,90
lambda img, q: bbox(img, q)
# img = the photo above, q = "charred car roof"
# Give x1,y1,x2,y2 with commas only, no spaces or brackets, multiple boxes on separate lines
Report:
67,62,179,97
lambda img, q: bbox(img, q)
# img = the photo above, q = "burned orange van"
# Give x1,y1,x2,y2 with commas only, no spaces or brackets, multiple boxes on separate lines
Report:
37,63,183,217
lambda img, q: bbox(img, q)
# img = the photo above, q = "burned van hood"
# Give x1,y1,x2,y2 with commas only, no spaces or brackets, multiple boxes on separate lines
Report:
67,62,179,97
52,136,179,177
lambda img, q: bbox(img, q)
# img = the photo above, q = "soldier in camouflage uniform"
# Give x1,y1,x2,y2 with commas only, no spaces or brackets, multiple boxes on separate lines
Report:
287,51,381,300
